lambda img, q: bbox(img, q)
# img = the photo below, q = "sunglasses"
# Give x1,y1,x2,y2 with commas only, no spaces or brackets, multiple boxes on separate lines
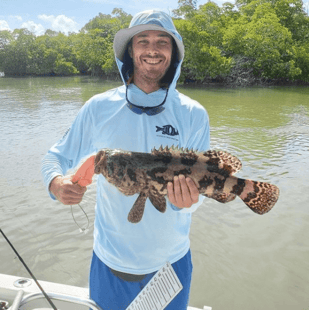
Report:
126,87,168,116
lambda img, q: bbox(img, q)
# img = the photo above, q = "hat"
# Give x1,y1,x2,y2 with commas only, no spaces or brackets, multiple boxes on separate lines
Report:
113,10,184,62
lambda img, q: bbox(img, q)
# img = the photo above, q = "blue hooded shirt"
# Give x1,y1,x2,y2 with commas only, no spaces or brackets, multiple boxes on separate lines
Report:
41,10,210,274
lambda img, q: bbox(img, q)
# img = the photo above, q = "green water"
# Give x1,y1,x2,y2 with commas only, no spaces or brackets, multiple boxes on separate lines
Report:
0,76,308,310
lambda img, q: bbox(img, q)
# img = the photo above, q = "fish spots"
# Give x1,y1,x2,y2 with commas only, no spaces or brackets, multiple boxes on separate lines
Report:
179,151,198,166
127,168,137,182
244,191,258,203
118,157,128,169
109,155,129,180
231,178,246,196
206,192,236,203
214,176,225,191
154,155,172,164
117,168,125,179
244,182,260,204
199,175,213,189
203,150,242,176
147,167,168,184
204,155,220,166
180,157,197,166
207,165,230,178
107,162,114,176
241,181,279,215
173,168,191,176
149,186,166,213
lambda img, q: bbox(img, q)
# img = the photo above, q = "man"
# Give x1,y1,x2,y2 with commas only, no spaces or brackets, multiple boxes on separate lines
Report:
42,10,210,310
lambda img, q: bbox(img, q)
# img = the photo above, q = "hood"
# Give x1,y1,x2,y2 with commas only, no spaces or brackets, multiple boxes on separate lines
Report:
113,10,184,92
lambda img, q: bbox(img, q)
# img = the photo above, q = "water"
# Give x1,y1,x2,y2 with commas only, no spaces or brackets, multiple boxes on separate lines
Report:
1,76,308,309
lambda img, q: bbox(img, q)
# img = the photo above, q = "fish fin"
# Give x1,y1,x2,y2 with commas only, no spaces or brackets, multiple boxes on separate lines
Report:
202,150,242,175
152,145,195,156
151,147,160,156
149,193,166,213
127,192,148,223
237,179,279,214
204,192,237,203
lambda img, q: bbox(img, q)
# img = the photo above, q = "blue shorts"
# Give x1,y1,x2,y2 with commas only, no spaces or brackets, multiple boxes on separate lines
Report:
89,250,193,310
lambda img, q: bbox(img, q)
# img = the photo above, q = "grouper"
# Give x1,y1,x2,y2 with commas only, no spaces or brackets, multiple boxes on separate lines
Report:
72,146,280,223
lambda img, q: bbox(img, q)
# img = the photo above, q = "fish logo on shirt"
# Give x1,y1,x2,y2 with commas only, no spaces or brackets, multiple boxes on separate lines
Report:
156,125,179,136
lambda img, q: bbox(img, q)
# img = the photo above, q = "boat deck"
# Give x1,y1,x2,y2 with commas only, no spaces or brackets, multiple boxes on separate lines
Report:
0,273,211,310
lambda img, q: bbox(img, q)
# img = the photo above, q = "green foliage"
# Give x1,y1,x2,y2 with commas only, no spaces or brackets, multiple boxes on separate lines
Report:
173,0,198,19
0,29,35,75
0,2,308,84
0,30,13,49
0,9,131,77
294,42,309,82
174,18,232,80
74,29,113,76
223,2,306,81
54,57,78,75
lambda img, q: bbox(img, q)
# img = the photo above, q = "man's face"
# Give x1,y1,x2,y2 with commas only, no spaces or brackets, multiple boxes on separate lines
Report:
129,30,173,88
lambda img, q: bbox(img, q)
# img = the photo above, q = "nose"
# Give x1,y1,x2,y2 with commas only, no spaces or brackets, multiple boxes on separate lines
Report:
146,42,159,56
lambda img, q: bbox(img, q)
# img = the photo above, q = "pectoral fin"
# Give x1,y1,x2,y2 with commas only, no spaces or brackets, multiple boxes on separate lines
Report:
128,192,148,223
149,193,166,213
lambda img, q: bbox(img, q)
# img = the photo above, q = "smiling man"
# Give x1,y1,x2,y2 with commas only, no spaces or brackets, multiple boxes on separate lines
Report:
128,30,173,93
42,10,210,310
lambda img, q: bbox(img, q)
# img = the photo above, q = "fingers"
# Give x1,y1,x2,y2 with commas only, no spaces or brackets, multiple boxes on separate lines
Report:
186,177,199,203
50,175,87,205
167,181,176,205
167,175,199,209
59,187,86,205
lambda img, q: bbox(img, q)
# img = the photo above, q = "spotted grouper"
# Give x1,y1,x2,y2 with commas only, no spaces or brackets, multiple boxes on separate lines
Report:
92,146,280,223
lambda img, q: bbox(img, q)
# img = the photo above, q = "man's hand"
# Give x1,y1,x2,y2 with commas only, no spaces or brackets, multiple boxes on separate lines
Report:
49,175,87,205
167,175,199,209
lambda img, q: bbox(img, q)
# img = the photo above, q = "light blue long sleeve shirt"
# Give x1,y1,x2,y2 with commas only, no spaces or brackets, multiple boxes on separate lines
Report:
41,84,210,274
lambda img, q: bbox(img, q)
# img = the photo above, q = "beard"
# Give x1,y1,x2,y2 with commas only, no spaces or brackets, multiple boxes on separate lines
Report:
133,55,172,86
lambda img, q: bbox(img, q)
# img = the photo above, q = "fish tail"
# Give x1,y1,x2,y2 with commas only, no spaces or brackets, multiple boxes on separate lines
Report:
237,178,279,214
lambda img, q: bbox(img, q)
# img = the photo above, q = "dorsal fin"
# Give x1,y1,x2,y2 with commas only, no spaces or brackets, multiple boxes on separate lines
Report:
151,145,198,156
202,150,242,175
151,145,173,155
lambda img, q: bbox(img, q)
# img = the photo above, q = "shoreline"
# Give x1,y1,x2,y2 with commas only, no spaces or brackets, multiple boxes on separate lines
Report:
1,72,308,88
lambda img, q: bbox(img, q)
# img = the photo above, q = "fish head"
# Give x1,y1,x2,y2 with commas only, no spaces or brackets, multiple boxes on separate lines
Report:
95,148,131,180
94,149,109,177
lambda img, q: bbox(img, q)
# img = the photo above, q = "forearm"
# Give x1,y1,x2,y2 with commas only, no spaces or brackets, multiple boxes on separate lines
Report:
41,151,69,199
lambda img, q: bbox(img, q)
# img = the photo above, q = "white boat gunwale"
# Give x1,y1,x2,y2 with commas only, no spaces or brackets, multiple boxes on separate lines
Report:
0,273,210,310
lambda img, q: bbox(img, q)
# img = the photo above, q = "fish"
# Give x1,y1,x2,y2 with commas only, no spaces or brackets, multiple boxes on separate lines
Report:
93,146,280,223
156,125,179,136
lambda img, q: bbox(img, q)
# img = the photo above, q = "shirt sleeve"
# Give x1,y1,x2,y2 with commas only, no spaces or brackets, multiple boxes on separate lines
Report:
41,100,96,199
170,106,211,213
